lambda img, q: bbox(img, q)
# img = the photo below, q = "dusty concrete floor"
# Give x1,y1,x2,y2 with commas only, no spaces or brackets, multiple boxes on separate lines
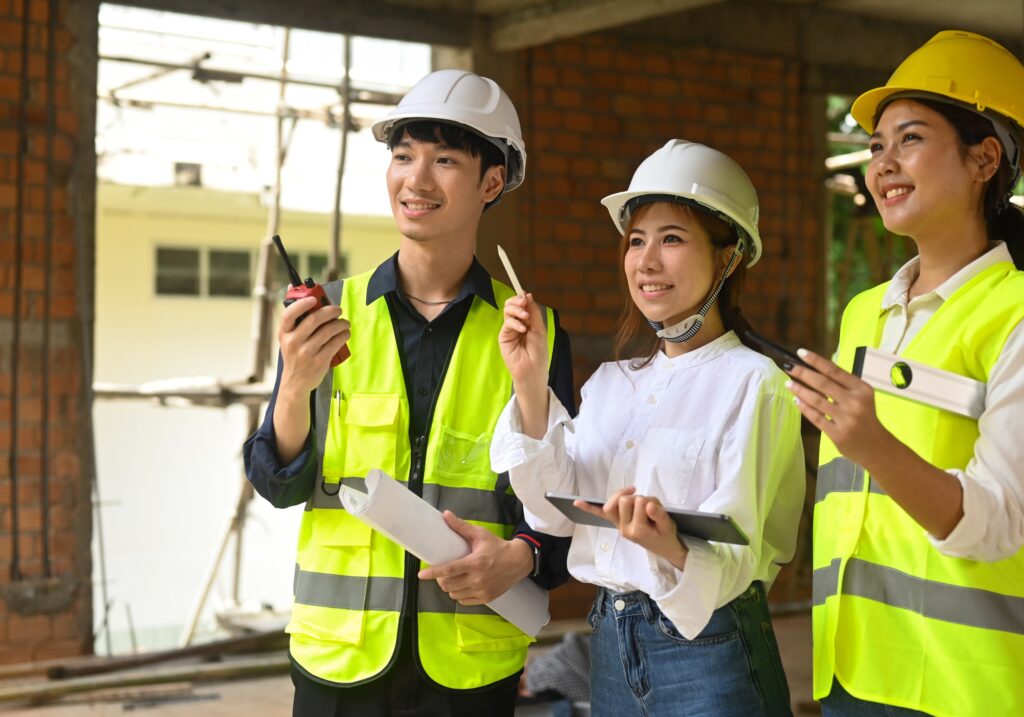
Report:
0,613,814,716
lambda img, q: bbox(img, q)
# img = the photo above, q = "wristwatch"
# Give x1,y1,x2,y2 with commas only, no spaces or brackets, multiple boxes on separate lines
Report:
514,535,542,579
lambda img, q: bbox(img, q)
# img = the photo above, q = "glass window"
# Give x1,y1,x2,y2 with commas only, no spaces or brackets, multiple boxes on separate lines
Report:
307,253,328,281
209,250,251,297
155,248,200,295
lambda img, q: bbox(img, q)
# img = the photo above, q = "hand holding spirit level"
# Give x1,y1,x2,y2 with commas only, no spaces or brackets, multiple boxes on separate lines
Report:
852,347,985,419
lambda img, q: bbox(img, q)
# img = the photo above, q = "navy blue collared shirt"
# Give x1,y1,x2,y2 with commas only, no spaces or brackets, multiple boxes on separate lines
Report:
244,252,574,589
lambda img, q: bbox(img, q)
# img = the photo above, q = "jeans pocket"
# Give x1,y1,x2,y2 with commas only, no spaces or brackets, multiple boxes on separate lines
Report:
759,620,792,709
654,611,739,646
586,598,603,634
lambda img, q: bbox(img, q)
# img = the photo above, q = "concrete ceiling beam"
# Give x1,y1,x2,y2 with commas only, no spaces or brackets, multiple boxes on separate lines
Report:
488,0,727,51
115,0,473,47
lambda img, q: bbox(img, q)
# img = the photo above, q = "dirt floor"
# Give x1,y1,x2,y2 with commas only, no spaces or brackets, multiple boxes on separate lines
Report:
0,613,815,715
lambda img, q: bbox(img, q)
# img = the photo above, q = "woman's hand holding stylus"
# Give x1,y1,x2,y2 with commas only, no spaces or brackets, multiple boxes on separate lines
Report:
499,294,549,439
576,488,689,571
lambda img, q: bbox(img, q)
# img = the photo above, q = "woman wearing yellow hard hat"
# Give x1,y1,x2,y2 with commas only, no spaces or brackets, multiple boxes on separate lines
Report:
785,30,1024,717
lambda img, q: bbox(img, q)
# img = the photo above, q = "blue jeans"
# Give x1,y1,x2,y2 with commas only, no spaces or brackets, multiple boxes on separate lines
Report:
587,583,791,717
821,678,930,717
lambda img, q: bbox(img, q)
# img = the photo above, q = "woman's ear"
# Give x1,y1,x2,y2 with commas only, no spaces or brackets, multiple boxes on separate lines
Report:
720,244,740,279
971,136,1003,183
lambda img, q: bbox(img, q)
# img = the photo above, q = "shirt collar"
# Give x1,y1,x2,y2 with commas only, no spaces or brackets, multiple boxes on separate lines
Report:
365,252,497,309
654,330,742,371
880,241,1012,310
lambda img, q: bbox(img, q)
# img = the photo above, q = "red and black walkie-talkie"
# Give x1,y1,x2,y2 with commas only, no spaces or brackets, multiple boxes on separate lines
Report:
272,234,350,366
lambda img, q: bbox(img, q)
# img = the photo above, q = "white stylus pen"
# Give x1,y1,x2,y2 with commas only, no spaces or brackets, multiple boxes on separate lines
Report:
497,244,525,297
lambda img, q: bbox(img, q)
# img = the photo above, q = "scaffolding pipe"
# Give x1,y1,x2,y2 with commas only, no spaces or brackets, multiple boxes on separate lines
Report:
328,35,352,282
99,53,404,105
179,28,293,648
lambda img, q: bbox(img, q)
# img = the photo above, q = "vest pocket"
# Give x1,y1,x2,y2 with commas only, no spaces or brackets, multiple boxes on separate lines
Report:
323,393,402,478
288,600,367,646
454,609,533,652
311,508,373,550
433,425,494,487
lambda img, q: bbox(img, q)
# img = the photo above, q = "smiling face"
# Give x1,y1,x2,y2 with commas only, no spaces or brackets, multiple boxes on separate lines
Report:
386,126,505,246
866,99,994,240
623,202,735,329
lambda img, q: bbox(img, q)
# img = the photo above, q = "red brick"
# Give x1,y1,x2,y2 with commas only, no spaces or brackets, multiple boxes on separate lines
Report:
532,64,557,85
585,48,611,68
8,614,50,643
0,19,21,45
552,43,583,64
551,88,581,109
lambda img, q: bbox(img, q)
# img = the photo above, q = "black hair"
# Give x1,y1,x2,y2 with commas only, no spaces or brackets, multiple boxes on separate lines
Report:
898,99,1024,268
387,120,507,184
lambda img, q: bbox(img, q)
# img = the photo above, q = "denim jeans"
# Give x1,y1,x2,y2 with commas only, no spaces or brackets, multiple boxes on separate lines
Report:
821,678,931,717
587,583,791,717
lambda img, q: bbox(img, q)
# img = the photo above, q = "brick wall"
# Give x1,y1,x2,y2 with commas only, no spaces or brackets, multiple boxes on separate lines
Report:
515,33,822,615
520,34,822,375
0,0,95,664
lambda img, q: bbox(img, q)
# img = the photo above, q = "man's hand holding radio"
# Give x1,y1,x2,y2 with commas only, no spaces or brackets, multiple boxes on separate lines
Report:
273,297,350,464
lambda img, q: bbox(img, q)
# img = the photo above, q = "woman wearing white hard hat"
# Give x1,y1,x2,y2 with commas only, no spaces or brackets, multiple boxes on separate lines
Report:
492,139,805,715
784,31,1024,717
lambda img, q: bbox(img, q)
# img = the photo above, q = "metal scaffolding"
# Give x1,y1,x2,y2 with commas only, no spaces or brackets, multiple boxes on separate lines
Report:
92,26,408,648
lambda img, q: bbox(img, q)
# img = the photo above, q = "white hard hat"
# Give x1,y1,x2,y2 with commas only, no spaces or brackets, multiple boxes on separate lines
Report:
601,140,763,267
372,69,527,194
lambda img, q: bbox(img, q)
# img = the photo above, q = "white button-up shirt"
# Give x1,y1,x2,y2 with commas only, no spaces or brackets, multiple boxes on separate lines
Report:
876,242,1024,561
491,331,805,639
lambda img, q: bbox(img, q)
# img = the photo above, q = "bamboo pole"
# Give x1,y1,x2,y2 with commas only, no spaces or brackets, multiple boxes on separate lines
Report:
0,654,289,705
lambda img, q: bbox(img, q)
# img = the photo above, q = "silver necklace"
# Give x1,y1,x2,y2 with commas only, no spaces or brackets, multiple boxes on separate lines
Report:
405,292,455,306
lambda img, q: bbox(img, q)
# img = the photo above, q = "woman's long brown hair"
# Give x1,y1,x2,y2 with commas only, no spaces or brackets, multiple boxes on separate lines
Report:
612,201,756,370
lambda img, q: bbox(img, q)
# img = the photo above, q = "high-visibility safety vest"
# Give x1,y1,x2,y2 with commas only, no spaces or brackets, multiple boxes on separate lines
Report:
814,260,1024,716
286,270,555,689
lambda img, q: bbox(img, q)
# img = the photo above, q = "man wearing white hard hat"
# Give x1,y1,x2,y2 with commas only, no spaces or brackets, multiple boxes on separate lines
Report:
244,70,575,716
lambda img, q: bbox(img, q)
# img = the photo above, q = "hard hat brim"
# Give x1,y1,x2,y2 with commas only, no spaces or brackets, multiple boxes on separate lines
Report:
850,86,904,134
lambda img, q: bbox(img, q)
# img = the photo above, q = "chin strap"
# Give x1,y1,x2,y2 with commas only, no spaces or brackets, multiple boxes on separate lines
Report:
648,244,744,344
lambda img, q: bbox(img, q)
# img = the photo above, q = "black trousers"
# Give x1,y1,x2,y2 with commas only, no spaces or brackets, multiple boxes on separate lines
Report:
291,626,520,717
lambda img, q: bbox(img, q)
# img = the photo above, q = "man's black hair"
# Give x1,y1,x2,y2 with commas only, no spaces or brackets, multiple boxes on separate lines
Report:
388,120,506,183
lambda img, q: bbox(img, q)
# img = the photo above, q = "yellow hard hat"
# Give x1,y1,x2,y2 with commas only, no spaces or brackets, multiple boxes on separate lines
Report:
851,31,1024,134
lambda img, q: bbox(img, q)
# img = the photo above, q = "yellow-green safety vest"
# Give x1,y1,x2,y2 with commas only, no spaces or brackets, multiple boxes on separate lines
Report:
286,270,556,689
814,260,1024,716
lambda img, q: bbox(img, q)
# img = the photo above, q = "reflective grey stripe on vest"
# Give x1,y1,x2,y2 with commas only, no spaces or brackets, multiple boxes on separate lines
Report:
293,565,496,617
418,579,497,617
294,567,403,612
307,476,519,525
816,457,887,503
813,557,1024,635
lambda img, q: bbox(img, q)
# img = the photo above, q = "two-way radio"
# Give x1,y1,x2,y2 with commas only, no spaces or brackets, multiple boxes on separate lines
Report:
272,234,350,366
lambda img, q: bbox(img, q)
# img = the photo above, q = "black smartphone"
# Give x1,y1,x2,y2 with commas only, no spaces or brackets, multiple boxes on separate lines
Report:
742,328,809,370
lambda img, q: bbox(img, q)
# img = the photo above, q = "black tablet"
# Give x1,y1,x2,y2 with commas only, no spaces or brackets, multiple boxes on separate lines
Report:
545,492,749,546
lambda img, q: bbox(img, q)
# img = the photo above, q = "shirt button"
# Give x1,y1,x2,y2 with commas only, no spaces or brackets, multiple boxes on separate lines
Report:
625,440,634,449
601,542,609,551
647,394,657,405
417,387,428,397
614,599,626,611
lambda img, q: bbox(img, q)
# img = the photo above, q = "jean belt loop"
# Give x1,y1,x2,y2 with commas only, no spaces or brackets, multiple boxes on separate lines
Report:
637,591,656,622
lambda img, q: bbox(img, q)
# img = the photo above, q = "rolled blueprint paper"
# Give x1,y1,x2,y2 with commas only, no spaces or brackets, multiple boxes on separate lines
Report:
339,469,550,636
